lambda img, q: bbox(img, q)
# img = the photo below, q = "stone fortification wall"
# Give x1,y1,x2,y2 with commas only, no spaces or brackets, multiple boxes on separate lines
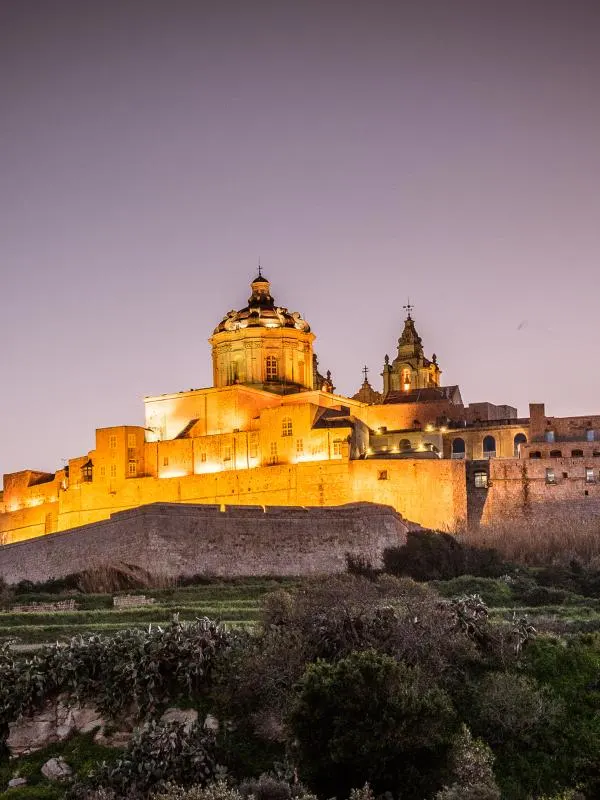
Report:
0,502,407,585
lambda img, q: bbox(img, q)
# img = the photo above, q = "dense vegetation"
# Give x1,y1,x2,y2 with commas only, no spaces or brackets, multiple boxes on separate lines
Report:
2,531,600,799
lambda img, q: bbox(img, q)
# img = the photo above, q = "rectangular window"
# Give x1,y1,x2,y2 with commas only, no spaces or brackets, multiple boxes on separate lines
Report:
474,471,488,488
109,434,117,449
269,442,278,464
128,461,137,476
249,435,258,459
223,446,232,461
545,468,556,484
127,433,136,447
127,447,136,460
296,438,304,455
545,430,555,443
333,439,342,456
587,430,595,442
377,470,388,481
201,452,207,463
281,418,293,437
110,464,117,478
586,468,595,483
163,456,169,467
100,466,106,477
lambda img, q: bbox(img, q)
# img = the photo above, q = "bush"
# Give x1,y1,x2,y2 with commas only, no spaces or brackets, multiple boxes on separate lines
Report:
432,577,513,607
289,649,458,798
69,720,219,799
0,617,229,737
383,531,507,582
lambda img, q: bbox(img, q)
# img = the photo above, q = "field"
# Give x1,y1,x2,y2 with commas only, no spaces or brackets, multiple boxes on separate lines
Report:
0,579,300,646
3,572,600,647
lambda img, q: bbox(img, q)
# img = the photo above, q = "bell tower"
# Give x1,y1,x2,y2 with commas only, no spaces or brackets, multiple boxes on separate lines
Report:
382,303,441,397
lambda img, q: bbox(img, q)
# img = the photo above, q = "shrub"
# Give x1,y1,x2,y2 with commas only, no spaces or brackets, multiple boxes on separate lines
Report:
68,720,219,799
432,577,513,607
383,531,506,582
0,617,229,737
289,649,458,798
435,725,500,800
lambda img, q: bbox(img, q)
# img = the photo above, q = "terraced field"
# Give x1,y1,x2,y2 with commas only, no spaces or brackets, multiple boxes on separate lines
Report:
0,579,299,646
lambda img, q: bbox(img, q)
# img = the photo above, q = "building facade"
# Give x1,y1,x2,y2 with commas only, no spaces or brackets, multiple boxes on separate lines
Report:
2,272,600,544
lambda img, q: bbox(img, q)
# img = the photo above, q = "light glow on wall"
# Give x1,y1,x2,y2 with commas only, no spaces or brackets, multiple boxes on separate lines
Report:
159,469,189,479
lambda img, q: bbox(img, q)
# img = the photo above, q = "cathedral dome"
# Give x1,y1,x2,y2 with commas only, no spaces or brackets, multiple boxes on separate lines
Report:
213,272,311,334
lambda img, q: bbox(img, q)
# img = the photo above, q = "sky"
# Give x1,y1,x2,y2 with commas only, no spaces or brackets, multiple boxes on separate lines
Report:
1,0,600,476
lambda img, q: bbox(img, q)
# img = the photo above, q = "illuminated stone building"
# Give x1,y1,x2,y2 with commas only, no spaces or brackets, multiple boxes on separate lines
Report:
2,272,600,546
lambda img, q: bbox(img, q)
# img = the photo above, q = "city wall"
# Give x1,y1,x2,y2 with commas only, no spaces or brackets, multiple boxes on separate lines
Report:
479,458,600,525
0,459,467,543
0,502,407,585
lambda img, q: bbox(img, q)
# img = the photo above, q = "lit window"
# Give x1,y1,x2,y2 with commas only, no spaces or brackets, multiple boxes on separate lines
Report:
296,439,304,455
110,464,117,478
163,456,169,467
377,470,388,480
266,356,278,382
586,468,595,483
546,468,556,484
474,471,488,488
127,433,136,447
333,439,342,456
269,442,278,464
282,417,293,437
128,461,137,476
109,435,117,449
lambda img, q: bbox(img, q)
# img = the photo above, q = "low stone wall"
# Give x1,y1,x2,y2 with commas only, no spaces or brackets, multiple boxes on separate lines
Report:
0,501,407,584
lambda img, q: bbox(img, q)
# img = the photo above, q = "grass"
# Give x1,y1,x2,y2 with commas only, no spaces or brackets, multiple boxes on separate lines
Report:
0,732,120,797
0,579,291,645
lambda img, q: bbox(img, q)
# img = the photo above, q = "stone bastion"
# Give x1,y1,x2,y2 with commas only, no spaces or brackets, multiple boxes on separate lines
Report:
0,501,408,584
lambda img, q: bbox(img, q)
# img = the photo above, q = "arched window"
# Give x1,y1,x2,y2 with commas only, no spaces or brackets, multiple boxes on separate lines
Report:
529,451,542,459
399,438,411,452
514,433,527,457
572,449,584,458
482,436,496,459
281,417,292,437
265,356,278,382
452,438,466,459
549,450,563,458
401,368,411,391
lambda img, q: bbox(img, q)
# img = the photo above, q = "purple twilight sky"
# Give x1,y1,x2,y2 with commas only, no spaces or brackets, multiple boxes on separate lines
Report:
1,0,600,477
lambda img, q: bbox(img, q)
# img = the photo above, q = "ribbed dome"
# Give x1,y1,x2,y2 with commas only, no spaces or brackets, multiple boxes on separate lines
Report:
213,275,311,334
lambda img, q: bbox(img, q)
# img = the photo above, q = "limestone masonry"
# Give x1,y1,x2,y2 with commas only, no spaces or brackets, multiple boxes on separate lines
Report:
2,270,600,552
0,502,407,584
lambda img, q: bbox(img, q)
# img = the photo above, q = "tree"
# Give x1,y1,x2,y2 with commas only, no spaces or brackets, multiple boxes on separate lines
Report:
289,649,458,799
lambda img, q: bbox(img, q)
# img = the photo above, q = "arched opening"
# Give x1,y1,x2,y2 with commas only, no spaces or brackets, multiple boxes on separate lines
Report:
549,450,563,458
399,438,411,452
482,435,496,459
514,433,527,457
529,451,542,459
265,356,278,382
572,449,584,458
452,438,466,459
